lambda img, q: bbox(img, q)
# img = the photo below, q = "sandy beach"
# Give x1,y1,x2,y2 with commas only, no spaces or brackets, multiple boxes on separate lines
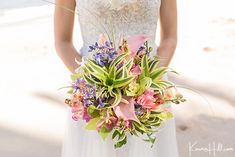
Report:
0,0,235,157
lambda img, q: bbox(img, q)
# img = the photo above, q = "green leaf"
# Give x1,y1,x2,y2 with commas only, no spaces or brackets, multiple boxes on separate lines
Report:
110,53,127,68
96,87,106,98
114,133,127,149
83,74,96,85
150,67,178,81
153,80,174,89
70,73,82,81
149,59,159,72
125,83,140,96
84,64,106,81
123,67,128,78
108,85,113,94
98,126,111,140
125,59,134,72
133,121,147,134
109,65,116,79
137,77,152,95
112,129,128,148
158,112,174,120
113,76,134,88
83,117,100,130
115,67,124,79
87,105,100,118
67,88,74,94
143,134,156,148
141,55,150,76
87,60,109,76
150,67,168,81
110,89,122,107
112,129,122,140
150,82,162,89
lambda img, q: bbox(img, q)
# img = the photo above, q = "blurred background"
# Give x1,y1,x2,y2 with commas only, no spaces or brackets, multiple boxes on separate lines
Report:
0,0,235,157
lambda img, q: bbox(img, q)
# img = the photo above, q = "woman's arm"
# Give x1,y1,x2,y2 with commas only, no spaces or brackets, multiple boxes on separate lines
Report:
54,0,82,73
157,0,177,67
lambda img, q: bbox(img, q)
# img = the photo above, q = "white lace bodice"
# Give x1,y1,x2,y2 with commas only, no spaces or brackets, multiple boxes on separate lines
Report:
76,0,161,57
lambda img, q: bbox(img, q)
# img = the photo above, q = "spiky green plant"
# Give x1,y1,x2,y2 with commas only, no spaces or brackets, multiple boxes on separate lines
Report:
82,53,134,107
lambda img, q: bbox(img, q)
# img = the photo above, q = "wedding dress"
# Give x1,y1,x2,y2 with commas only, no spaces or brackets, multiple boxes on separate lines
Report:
61,0,179,156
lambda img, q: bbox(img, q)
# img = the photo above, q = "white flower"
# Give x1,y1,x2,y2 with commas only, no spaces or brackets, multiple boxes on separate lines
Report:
109,0,137,10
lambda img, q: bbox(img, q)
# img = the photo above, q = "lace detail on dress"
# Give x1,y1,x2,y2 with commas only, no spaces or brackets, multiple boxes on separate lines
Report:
75,0,161,57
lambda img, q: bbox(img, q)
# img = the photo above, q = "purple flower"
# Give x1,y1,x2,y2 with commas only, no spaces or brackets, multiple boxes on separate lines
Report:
137,46,146,55
83,99,92,107
97,97,106,109
88,41,117,67
82,84,96,107
76,78,83,83
72,84,79,93
134,102,147,116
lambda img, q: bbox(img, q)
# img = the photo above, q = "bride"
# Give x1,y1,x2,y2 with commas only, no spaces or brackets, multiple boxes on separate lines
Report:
54,0,178,156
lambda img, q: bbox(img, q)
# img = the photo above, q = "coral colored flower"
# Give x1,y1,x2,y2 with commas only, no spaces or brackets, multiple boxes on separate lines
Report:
71,94,84,121
137,89,157,110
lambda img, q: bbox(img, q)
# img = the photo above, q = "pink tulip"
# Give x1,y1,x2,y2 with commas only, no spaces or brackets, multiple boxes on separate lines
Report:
127,34,151,57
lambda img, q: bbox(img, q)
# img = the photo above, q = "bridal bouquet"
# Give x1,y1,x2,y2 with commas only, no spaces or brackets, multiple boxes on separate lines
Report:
64,34,185,148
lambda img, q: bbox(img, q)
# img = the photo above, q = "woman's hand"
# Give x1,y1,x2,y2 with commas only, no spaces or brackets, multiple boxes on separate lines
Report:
157,0,177,67
54,0,81,74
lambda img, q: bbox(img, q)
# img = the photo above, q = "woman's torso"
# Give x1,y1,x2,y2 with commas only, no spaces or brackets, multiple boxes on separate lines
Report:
76,0,161,57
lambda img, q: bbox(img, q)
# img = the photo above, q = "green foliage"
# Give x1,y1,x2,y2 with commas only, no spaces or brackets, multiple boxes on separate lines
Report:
70,73,82,82
98,126,111,140
136,56,178,95
87,105,100,118
110,89,122,107
67,88,74,94
84,117,100,130
143,133,156,148
82,56,135,107
112,129,127,149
